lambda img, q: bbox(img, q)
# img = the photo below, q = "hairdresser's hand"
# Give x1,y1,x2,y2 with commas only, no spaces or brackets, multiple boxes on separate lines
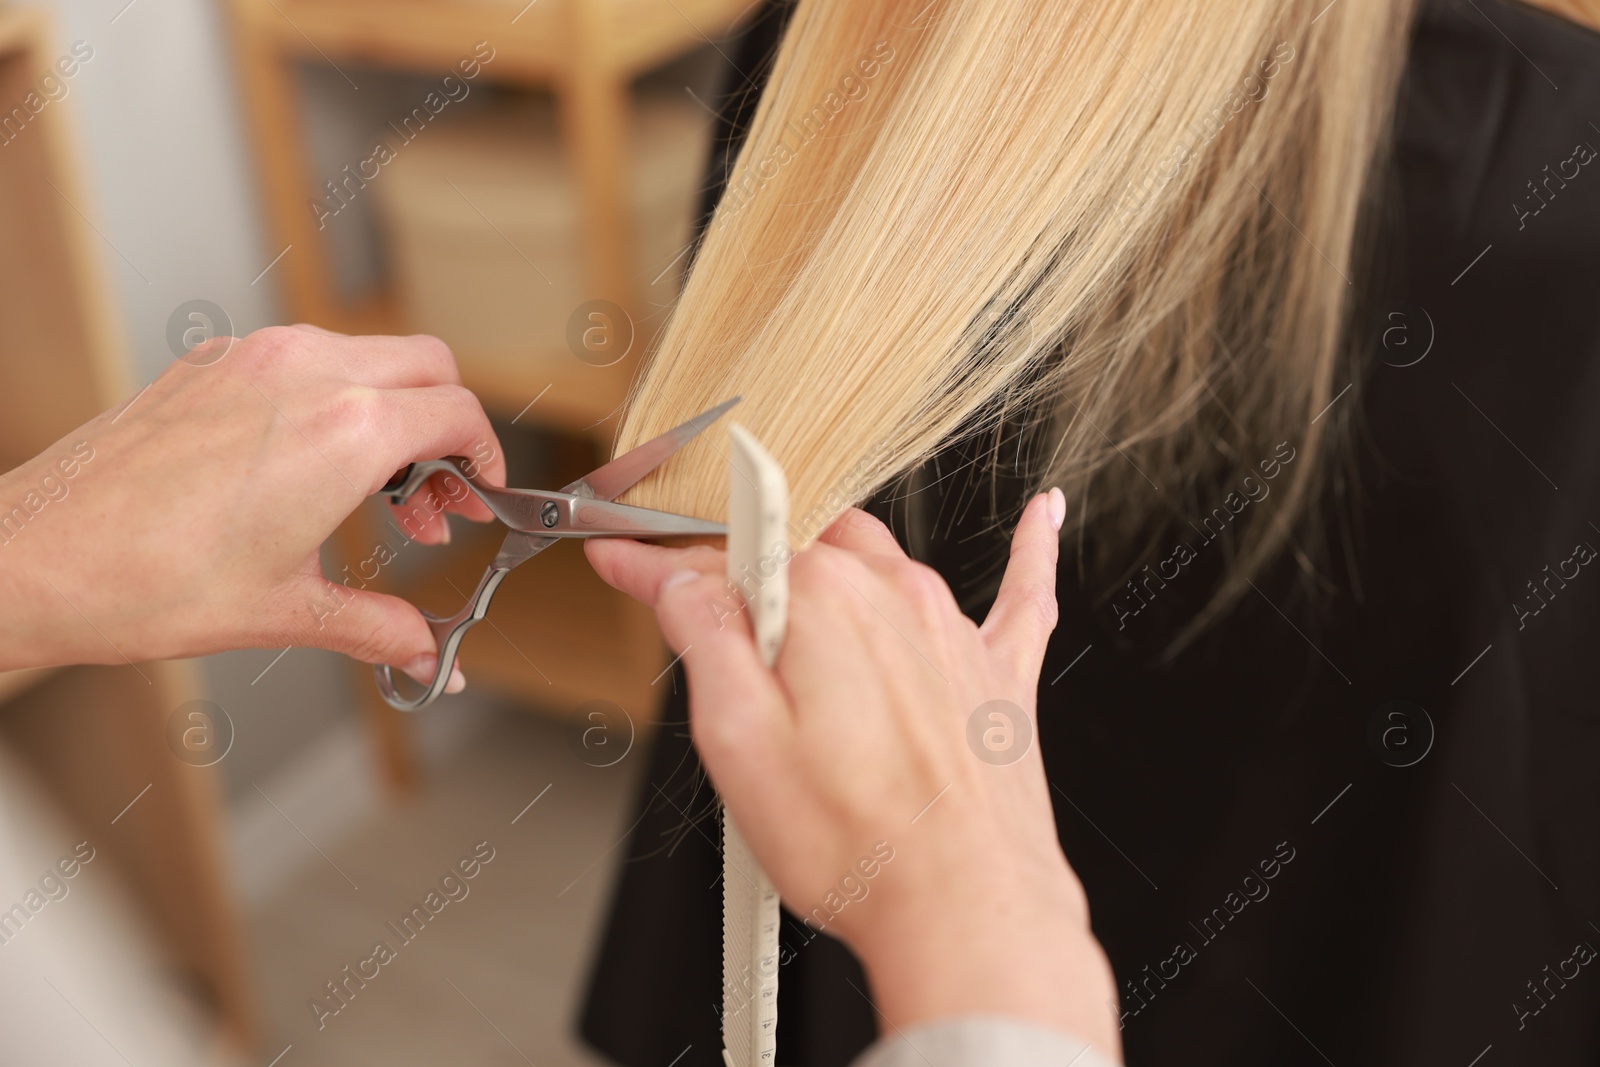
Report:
0,325,504,686
586,493,1120,1060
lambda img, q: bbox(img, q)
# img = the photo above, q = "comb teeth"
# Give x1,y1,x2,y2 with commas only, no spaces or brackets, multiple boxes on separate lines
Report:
722,816,776,1067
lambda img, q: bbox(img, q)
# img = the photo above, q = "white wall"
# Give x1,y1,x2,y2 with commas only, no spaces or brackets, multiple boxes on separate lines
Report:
28,0,278,383
25,0,352,796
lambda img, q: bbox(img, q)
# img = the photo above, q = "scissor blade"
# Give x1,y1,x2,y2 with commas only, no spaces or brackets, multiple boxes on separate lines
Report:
566,397,741,502
554,497,728,539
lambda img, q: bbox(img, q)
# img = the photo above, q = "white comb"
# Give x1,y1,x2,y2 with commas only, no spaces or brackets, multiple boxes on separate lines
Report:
721,423,788,1067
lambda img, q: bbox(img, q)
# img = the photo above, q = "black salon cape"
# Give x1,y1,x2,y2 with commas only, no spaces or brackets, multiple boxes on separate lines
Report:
580,2,1600,1063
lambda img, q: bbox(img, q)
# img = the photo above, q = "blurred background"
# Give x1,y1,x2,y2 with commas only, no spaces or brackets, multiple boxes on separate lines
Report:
0,0,752,1062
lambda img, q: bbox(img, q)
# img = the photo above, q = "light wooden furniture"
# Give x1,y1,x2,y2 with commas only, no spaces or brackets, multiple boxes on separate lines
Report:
1518,0,1600,31
226,0,751,789
0,7,254,1046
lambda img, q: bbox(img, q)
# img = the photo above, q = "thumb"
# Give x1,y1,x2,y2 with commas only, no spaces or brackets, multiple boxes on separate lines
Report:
978,489,1065,682
291,578,466,692
653,569,792,803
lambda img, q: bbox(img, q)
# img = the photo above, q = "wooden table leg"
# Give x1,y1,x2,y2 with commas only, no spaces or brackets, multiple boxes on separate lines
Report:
559,0,636,313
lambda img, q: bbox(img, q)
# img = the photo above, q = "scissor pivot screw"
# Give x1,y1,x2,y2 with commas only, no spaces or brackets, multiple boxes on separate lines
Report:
540,502,559,528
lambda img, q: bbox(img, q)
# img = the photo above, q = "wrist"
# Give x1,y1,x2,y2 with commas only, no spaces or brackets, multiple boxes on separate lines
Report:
851,854,1121,1061
0,463,79,671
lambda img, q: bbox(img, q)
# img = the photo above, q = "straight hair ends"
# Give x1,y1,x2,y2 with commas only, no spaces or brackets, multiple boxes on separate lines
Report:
616,0,1418,640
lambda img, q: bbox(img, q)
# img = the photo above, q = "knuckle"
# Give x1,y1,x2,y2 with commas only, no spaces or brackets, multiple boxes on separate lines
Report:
323,384,384,441
662,573,732,626
243,325,298,365
337,623,390,664
689,700,755,763
329,602,417,665
789,550,860,621
433,383,490,442
820,552,874,604
790,547,839,591
439,382,481,419
276,583,354,651
677,545,727,573
788,547,823,579
838,507,889,539
896,560,955,618
410,334,460,380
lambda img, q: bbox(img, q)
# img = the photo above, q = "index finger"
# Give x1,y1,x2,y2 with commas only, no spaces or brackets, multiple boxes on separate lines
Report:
815,507,907,563
978,489,1064,681
373,384,507,529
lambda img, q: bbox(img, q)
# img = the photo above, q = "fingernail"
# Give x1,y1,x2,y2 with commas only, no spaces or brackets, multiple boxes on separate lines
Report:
437,520,452,545
1046,487,1066,531
661,569,699,595
445,663,467,694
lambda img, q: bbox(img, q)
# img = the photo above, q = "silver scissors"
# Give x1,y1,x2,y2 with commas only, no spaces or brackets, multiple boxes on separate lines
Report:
372,397,738,710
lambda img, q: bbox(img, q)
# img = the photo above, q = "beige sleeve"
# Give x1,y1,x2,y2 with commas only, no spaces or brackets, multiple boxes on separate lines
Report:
849,1017,1121,1067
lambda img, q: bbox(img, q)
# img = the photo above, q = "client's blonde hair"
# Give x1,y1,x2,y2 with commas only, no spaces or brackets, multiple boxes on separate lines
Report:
617,0,1417,636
